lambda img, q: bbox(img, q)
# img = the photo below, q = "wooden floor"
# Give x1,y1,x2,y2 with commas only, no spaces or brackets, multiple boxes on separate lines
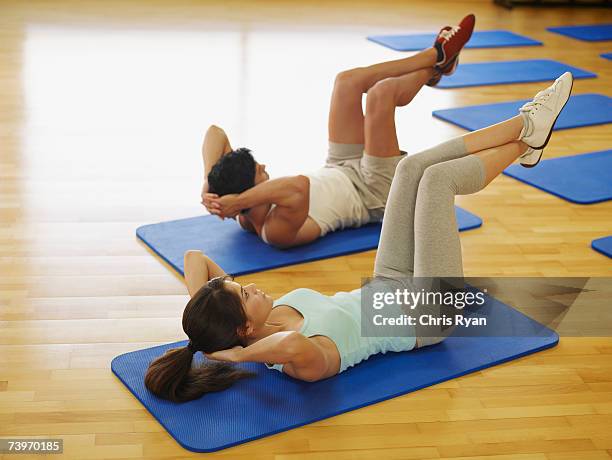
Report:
1,0,612,458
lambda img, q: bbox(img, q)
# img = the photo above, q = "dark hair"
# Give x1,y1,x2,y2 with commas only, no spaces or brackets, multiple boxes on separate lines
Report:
207,148,256,196
144,276,255,402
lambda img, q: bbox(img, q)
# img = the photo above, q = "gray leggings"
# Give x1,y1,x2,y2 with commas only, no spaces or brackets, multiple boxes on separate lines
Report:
372,136,486,346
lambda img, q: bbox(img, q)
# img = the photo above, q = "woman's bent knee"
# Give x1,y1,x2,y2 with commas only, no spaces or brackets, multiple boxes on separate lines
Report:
394,154,429,183
419,163,456,193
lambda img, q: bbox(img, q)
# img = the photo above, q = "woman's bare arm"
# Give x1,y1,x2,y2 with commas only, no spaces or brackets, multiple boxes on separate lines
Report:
206,331,332,382
183,250,227,298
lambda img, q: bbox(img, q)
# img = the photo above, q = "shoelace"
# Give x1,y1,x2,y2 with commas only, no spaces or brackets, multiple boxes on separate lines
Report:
519,87,555,113
439,26,461,41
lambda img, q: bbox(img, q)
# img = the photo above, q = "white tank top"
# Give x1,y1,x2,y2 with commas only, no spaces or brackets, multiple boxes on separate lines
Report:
305,167,370,236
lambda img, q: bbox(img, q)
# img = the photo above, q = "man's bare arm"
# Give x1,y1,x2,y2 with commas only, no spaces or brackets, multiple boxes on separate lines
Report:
237,213,257,233
236,176,309,211
207,176,308,217
208,176,313,247
202,125,233,192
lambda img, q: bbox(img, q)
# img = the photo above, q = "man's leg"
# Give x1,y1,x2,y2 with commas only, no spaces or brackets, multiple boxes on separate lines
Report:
364,68,435,158
328,48,437,145
329,14,476,146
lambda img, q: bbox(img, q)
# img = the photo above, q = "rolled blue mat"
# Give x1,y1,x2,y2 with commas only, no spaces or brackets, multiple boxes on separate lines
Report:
433,94,612,132
137,206,482,277
435,59,595,89
504,150,612,205
112,293,558,452
367,30,542,51
548,24,612,42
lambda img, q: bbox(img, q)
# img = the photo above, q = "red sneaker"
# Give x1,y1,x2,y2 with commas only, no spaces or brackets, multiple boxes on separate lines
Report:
441,55,459,76
433,14,475,68
426,56,458,87
426,70,442,87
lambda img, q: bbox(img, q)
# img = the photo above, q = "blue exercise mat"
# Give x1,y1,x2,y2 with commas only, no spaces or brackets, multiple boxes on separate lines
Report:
548,24,612,42
434,59,595,89
602,52,612,60
367,30,542,51
592,236,612,258
137,206,482,277
112,294,558,452
433,93,612,132
504,150,612,205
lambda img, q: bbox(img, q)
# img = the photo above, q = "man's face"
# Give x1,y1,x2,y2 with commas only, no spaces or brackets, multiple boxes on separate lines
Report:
254,162,269,185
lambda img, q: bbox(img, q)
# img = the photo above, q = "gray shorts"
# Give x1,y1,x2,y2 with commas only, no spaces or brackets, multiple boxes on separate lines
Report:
326,142,406,221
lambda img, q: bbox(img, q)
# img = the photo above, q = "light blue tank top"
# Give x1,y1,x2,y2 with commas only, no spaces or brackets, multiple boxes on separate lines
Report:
265,287,416,374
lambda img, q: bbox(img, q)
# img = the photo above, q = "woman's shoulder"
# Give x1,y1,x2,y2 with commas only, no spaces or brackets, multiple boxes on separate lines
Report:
274,287,325,305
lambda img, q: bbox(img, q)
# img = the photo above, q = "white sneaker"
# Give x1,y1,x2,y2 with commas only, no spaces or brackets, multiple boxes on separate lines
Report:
518,72,574,149
519,146,544,168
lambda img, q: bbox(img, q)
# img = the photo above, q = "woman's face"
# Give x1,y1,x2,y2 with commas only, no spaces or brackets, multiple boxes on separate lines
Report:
226,280,273,336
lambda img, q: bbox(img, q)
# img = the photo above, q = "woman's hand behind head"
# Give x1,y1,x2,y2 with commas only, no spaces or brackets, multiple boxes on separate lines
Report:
205,345,244,363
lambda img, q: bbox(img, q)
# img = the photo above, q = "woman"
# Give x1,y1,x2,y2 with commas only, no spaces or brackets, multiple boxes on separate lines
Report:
145,72,574,402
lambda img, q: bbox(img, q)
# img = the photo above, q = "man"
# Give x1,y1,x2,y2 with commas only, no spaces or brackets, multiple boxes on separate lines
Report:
201,14,475,248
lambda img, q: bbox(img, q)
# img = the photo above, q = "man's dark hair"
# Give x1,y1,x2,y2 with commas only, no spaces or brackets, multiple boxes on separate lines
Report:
207,148,256,196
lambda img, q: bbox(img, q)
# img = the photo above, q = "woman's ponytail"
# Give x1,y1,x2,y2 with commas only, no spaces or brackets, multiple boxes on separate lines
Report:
145,344,254,402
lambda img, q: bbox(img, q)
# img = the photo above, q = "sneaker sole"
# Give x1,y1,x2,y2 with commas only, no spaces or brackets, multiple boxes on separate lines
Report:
521,149,544,168
529,75,574,150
